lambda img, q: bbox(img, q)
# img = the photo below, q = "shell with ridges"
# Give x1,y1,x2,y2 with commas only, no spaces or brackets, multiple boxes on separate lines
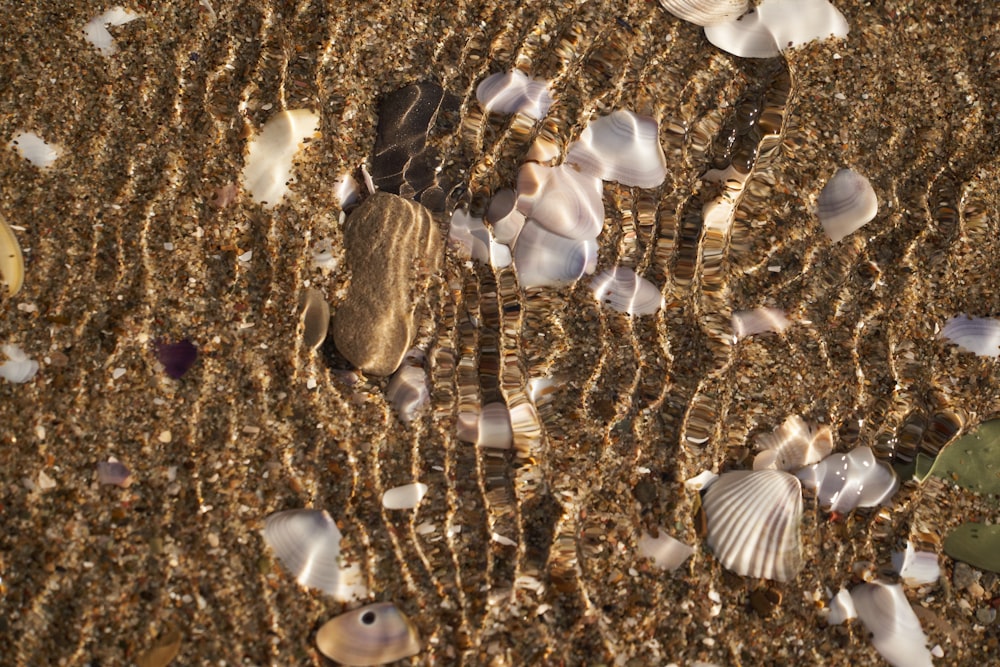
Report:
565,110,667,188
753,415,833,471
939,315,1000,358
658,0,748,27
316,602,421,666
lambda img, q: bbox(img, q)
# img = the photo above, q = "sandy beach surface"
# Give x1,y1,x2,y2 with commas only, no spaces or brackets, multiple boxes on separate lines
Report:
1,0,999,665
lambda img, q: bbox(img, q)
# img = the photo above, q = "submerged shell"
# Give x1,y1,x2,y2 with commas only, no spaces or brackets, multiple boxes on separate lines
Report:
386,364,429,424
476,70,553,120
658,0,748,26
704,8,781,58
702,470,803,582
851,582,934,667
565,111,667,188
9,131,61,168
816,168,878,243
891,541,940,586
84,6,140,56
590,267,664,315
753,415,833,471
796,446,899,513
732,307,791,339
485,188,526,245
512,220,598,289
515,163,604,240
456,402,513,449
300,288,330,351
242,109,320,207
0,214,25,297
705,0,849,59
449,209,492,263
939,315,1000,357
316,602,421,666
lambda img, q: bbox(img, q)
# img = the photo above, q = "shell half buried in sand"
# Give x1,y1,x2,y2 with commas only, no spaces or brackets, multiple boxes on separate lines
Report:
752,415,833,471
590,267,664,315
316,602,421,666
816,167,878,243
241,108,320,208
939,314,1000,358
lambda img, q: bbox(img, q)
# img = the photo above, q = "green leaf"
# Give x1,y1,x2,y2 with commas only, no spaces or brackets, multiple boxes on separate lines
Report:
943,523,1000,573
918,419,1000,494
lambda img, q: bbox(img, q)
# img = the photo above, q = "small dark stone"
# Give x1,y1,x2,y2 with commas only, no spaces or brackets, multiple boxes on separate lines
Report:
156,339,198,378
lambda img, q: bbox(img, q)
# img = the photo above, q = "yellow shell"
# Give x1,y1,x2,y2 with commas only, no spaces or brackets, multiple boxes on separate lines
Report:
316,602,420,666
0,214,24,296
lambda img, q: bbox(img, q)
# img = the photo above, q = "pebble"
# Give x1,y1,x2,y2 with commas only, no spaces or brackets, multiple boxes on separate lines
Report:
953,562,981,590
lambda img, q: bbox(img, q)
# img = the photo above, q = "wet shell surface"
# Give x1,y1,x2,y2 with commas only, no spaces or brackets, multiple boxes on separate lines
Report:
512,220,598,289
851,581,934,667
753,415,833,471
449,209,492,264
826,588,857,625
382,482,429,510
241,109,320,208
796,445,899,513
515,163,604,240
476,70,554,120
9,131,61,168
732,307,791,339
816,168,878,243
891,541,940,586
658,0,748,26
565,110,667,188
705,0,849,59
0,214,25,297
485,188,525,245
702,469,803,582
590,267,664,315
939,315,1000,358
84,6,139,56
316,602,421,666
385,364,429,425
456,402,513,449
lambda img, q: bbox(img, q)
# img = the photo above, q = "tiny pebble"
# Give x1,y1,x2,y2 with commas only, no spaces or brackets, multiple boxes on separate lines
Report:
158,430,172,444
112,367,126,379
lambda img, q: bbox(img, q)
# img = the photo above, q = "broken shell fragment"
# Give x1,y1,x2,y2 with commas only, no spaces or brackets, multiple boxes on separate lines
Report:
826,587,857,625
0,344,38,383
0,214,25,297
658,0,748,26
816,168,878,243
241,109,320,207
565,110,667,188
9,131,61,169
381,482,429,510
891,541,940,586
939,315,1000,358
512,220,598,289
590,267,664,315
316,602,421,666
84,6,139,56
485,189,526,245
457,402,513,449
705,0,849,59
637,530,695,571
753,415,833,471
96,457,133,487
300,288,330,351
515,163,604,240
851,581,934,667
702,469,803,582
476,70,554,120
796,446,899,513
732,307,791,339
386,364,429,425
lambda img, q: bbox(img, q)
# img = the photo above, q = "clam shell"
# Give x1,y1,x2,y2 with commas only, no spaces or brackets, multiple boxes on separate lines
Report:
300,288,330,351
512,220,598,289
590,267,664,315
316,602,421,666
851,582,934,667
381,482,429,510
0,344,38,384
476,70,554,120
891,541,940,587
658,0,748,26
796,446,899,513
705,0,849,59
386,364,429,425
702,469,803,582
939,315,1000,358
565,110,667,188
241,109,320,208
0,214,25,297
732,307,791,339
456,402,513,448
704,9,781,59
816,168,878,243
485,189,525,245
753,415,833,471
9,131,61,169
515,163,604,240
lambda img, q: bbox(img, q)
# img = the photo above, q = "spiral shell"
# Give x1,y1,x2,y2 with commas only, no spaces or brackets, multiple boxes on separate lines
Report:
658,0,748,26
939,315,1000,358
316,602,421,666
565,110,667,188
816,168,878,243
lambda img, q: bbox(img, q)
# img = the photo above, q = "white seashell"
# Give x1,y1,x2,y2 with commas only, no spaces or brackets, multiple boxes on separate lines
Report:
512,220,598,289
658,0,748,26
891,541,940,586
382,482,429,510
300,288,330,351
449,209,492,263
485,189,526,245
704,9,781,58
515,163,604,240
705,0,849,59
456,402,513,448
316,602,421,666
242,109,320,207
9,131,61,169
816,167,878,242
489,238,512,269
702,469,803,582
476,70,554,120
753,415,833,471
565,110,667,188
590,267,664,315
333,172,360,208
684,469,719,491
796,446,899,513
0,214,25,296
732,307,791,339
386,365,429,425
84,6,140,56
826,587,857,625
851,581,934,667
637,530,695,571
0,344,38,384
939,315,1000,358
261,509,367,600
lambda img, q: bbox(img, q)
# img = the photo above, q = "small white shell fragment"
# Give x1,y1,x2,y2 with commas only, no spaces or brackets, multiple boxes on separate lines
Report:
0,344,38,383
753,415,833,472
827,587,857,625
242,109,320,207
8,131,61,169
684,469,719,491
565,110,667,188
658,0,748,26
0,215,25,296
316,602,421,666
333,172,360,208
492,532,517,547
449,209,491,263
476,70,554,120
732,307,791,339
705,0,849,59
702,469,803,582
851,581,934,667
386,365,429,425
512,220,598,289
84,6,140,56
515,163,604,240
939,315,1000,358
485,189,525,245
381,482,429,510
816,168,878,242
300,288,330,351
796,445,899,513
590,267,664,315
892,541,940,586
457,402,514,449
637,530,695,571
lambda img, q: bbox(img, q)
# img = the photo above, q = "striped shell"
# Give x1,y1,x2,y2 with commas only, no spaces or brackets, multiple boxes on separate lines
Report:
512,220,598,289
316,602,421,666
658,0,748,26
476,70,553,120
702,470,803,582
753,415,833,471
939,315,1000,358
590,267,664,315
565,110,667,188
796,445,899,513
515,163,604,240
816,168,878,243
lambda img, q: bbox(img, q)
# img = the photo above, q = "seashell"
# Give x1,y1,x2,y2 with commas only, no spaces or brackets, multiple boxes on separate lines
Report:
658,0,748,26
0,214,25,297
485,189,525,245
826,588,857,625
816,168,878,243
456,402,513,448
261,509,367,600
476,70,554,120
684,469,719,491
449,209,492,263
565,110,667,188
241,109,320,208
590,267,664,315
316,602,421,666
333,172,360,208
796,446,899,513
515,163,604,240
704,9,781,58
9,131,61,169
300,288,330,351
84,6,140,56
386,364,429,425
702,469,803,582
732,307,791,339
0,344,39,384
851,581,934,667
753,415,833,471
637,530,695,571
96,457,133,487
939,315,1000,358
705,0,849,59
512,220,598,289
382,482,429,510
891,541,940,586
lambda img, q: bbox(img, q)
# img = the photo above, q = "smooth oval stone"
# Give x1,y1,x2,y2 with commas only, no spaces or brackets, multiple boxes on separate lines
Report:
332,192,442,375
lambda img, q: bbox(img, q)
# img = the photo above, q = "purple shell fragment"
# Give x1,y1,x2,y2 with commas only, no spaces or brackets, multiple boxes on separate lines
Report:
157,339,198,378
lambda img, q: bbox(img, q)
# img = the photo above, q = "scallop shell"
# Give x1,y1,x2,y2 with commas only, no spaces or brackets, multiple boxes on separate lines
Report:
456,402,513,448
939,315,1000,358
705,0,849,59
386,364,429,425
0,214,25,297
590,267,664,315
9,131,62,169
0,344,38,384
732,307,791,339
241,109,320,208
512,220,598,289
702,469,803,582
515,163,604,240
485,189,525,245
816,168,878,243
658,0,748,26
565,110,667,188
851,581,934,667
753,415,833,471
796,446,899,513
300,288,330,351
316,602,421,666
476,70,554,120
